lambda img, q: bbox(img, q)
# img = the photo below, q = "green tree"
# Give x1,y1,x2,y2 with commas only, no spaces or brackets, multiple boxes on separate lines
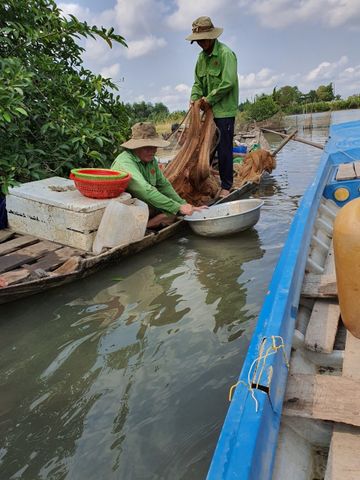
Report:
244,94,279,122
316,83,335,102
0,0,129,194
275,85,302,108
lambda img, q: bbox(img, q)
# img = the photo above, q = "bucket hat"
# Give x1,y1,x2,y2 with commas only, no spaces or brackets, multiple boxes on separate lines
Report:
185,16,223,43
121,122,170,149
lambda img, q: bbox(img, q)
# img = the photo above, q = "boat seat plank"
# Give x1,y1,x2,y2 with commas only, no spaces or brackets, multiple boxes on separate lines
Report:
301,273,337,298
353,161,360,179
0,235,38,256
305,300,340,353
0,229,15,244
325,425,360,480
342,332,360,379
324,334,360,479
336,163,356,180
283,374,360,427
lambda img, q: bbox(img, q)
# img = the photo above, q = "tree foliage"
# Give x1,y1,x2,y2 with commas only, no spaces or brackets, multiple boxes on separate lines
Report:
244,94,279,122
0,0,129,194
125,101,170,124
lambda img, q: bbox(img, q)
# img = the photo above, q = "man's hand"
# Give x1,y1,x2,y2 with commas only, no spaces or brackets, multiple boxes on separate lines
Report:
179,204,208,216
199,97,210,111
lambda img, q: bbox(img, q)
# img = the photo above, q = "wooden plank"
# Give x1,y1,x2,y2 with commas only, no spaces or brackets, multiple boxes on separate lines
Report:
0,253,35,274
17,240,61,258
53,256,81,275
284,374,360,426
0,269,30,286
353,161,360,179
301,273,337,298
23,247,82,272
0,229,15,244
305,300,340,352
0,235,38,256
336,163,356,181
343,332,360,380
325,425,360,480
323,242,335,276
325,334,360,480
0,241,62,274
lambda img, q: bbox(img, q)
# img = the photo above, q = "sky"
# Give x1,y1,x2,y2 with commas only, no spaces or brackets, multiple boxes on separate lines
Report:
57,0,360,111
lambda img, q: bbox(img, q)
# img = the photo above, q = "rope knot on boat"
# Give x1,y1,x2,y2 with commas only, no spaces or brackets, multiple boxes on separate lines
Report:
229,336,289,412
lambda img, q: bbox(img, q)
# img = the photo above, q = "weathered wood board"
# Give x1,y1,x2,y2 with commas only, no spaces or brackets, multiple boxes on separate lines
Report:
336,163,356,180
305,300,340,353
284,374,360,427
0,235,38,256
301,273,337,298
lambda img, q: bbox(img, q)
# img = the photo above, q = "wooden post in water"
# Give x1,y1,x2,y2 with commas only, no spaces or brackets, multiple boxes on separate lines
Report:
271,129,298,156
261,128,324,150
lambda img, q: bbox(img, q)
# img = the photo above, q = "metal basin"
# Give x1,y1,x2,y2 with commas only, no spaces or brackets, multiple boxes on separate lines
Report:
184,199,264,237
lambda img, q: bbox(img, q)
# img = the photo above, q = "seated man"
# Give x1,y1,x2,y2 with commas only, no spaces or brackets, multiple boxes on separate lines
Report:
111,122,206,228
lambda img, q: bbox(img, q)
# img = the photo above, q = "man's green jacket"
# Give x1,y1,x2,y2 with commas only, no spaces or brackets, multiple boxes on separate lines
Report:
191,39,238,118
111,150,186,215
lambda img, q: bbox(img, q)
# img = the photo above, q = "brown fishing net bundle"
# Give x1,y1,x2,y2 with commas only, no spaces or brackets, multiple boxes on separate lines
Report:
163,100,220,205
233,149,276,188
159,100,277,202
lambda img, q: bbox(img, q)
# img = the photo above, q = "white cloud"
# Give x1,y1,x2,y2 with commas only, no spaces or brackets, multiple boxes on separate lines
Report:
100,63,121,78
239,68,284,98
125,36,166,59
150,83,192,111
58,2,91,20
114,0,166,37
167,0,234,30
305,56,348,82
239,0,360,29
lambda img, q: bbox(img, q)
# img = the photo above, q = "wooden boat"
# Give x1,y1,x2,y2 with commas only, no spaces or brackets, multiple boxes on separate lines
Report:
207,119,360,480
0,185,255,305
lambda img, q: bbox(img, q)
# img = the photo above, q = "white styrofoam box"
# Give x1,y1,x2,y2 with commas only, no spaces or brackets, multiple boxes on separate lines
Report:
6,177,132,251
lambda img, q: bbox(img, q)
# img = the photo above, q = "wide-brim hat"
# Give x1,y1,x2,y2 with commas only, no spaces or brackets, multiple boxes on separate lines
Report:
186,16,223,42
121,122,170,149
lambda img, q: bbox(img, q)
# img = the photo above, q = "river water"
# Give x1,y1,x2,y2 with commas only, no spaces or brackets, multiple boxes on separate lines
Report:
1,110,360,480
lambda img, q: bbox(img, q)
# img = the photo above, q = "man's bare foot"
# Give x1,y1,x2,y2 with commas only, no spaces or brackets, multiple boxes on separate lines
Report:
219,189,230,198
147,213,176,229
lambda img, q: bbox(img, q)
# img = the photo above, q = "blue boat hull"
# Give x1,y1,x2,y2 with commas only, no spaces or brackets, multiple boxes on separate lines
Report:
207,120,360,480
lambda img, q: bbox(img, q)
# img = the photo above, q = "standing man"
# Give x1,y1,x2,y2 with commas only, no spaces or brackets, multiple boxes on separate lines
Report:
186,16,239,197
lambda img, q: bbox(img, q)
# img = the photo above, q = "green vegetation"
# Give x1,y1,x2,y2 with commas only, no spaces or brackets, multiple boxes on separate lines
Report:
0,0,128,194
125,101,186,135
241,83,360,122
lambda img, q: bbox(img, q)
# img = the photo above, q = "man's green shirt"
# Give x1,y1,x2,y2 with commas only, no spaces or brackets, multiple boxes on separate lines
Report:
191,40,238,118
111,150,186,215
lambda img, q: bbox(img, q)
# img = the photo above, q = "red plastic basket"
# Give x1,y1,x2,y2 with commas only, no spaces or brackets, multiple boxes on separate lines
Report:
70,172,131,199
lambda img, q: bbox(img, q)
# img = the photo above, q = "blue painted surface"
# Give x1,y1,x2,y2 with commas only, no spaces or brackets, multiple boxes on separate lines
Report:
207,120,360,480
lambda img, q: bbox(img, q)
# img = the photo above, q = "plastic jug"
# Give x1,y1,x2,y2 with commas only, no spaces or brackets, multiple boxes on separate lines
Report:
333,197,360,338
92,198,149,254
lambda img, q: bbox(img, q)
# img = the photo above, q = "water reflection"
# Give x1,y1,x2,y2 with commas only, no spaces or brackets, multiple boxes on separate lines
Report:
2,109,360,480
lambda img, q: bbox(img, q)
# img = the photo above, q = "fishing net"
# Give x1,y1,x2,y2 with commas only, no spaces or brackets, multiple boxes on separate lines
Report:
157,100,277,202
233,149,276,188
162,101,220,205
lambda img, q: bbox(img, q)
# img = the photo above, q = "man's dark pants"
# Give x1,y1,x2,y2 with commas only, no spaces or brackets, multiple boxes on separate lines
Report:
214,117,235,191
